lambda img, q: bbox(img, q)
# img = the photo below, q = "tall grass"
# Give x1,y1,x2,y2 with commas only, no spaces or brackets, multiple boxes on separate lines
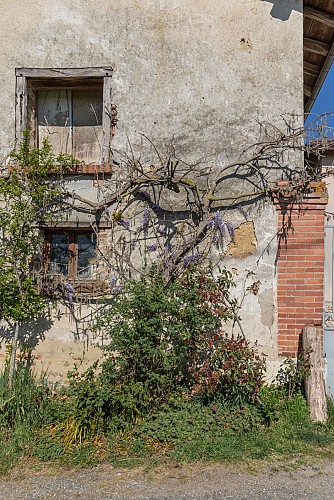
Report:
0,365,57,473
1,366,334,474
0,365,53,429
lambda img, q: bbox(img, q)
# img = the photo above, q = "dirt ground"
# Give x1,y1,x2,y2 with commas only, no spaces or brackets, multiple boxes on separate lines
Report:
1,460,334,499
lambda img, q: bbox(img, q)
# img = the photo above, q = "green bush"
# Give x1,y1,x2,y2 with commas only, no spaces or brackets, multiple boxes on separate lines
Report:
97,265,237,422
276,349,312,397
136,397,263,447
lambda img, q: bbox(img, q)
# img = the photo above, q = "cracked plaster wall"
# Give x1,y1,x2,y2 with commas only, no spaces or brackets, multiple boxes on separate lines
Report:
0,0,303,159
222,200,279,376
0,0,303,379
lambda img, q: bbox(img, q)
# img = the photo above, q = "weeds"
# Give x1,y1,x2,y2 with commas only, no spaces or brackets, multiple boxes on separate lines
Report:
276,349,312,397
1,365,334,474
0,365,54,429
0,268,333,474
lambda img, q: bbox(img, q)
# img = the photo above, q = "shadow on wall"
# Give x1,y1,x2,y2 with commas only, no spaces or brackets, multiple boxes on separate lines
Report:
263,0,302,21
0,316,54,365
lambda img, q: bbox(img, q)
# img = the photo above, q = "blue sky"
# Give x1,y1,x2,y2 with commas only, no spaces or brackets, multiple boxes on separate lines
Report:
306,64,334,128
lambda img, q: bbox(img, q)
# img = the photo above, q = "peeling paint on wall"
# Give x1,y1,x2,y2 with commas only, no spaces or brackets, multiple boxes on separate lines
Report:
258,287,274,328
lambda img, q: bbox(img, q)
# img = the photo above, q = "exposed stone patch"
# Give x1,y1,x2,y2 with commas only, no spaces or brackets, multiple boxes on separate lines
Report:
226,221,257,258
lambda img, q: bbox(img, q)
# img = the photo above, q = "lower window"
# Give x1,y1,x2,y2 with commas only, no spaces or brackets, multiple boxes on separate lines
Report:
47,231,97,278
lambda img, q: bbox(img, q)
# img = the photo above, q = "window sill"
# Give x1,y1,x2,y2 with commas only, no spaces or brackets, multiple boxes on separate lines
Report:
43,274,110,297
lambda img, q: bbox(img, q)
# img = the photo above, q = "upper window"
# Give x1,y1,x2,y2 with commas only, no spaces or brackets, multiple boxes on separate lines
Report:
15,67,115,164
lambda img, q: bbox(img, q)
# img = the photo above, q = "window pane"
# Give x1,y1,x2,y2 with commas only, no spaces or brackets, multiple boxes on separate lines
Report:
37,88,103,163
49,234,69,276
37,89,72,155
77,234,97,277
72,90,103,163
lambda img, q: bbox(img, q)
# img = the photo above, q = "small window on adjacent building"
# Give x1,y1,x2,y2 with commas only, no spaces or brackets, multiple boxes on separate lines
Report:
47,231,97,278
15,67,115,164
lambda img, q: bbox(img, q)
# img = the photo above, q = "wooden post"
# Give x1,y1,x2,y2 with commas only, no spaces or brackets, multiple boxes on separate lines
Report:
302,325,328,423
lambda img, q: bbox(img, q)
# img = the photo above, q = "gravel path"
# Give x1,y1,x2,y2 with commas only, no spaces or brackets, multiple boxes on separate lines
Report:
1,461,334,499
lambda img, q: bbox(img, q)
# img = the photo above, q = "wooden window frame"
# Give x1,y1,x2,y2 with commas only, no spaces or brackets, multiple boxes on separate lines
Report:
45,229,97,278
15,67,114,164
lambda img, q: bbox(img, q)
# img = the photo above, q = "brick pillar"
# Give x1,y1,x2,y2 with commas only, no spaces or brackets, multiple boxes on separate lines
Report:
273,186,327,356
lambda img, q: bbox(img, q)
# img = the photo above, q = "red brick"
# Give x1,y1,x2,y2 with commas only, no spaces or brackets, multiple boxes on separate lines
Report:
275,191,326,356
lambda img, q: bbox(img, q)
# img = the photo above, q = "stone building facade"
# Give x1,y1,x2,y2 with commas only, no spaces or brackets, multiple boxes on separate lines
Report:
0,0,328,382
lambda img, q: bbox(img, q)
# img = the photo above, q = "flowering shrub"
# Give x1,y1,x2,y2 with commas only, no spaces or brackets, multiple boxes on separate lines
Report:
93,265,266,424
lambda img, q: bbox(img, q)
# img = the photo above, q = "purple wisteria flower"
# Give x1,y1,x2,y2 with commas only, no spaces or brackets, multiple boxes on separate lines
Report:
109,277,116,290
65,283,74,308
66,283,74,294
214,211,225,238
147,242,158,252
183,253,201,268
207,218,214,230
157,226,167,236
166,243,174,254
209,210,226,245
119,219,130,229
142,206,150,232
110,276,121,294
66,294,74,307
226,221,235,240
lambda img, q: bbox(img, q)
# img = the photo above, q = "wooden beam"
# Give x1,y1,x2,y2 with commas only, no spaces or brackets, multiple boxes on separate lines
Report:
304,84,312,97
304,5,334,29
304,61,320,78
304,61,321,73
29,78,103,89
15,76,27,144
302,325,328,424
102,76,114,165
304,37,329,57
15,67,113,78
